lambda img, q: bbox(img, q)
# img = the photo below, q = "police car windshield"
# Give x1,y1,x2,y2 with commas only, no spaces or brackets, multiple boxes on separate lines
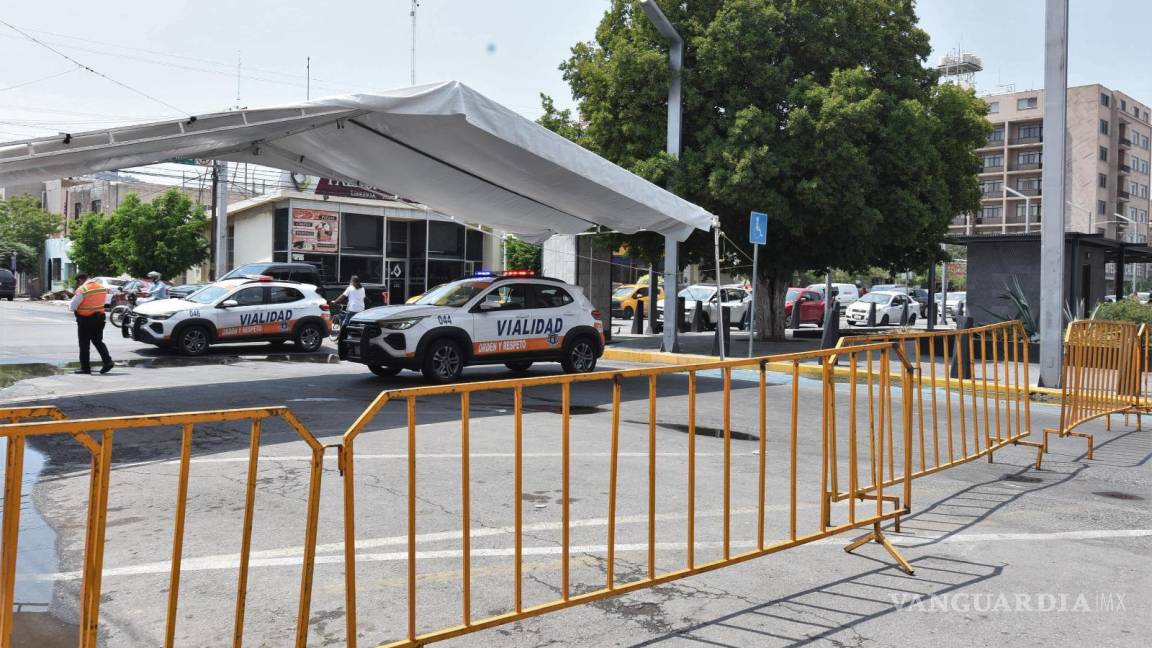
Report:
414,280,492,307
679,286,715,301
186,286,230,304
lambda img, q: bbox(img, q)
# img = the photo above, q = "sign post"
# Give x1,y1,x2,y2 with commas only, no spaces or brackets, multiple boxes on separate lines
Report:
748,211,768,357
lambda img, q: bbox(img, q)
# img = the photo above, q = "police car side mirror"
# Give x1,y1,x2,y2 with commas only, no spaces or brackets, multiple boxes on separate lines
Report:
478,300,501,311
219,299,239,308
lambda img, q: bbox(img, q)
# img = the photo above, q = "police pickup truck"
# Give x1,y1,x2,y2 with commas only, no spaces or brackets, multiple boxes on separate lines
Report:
339,272,605,382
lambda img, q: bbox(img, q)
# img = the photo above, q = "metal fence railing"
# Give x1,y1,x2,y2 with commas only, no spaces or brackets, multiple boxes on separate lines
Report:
0,407,328,648
8,319,1134,647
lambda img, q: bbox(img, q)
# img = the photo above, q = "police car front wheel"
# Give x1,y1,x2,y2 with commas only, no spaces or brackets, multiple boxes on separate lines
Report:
177,325,211,356
422,339,464,383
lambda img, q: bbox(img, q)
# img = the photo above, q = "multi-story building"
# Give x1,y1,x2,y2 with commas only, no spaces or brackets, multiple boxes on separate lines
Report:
955,83,1152,293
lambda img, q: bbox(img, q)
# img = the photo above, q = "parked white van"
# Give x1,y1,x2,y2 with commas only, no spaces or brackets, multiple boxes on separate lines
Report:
806,283,860,306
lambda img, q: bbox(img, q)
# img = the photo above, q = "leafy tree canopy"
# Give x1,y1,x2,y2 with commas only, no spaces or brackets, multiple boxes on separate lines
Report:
504,237,543,273
68,213,118,276
103,189,210,279
542,0,989,338
0,195,60,277
0,239,37,271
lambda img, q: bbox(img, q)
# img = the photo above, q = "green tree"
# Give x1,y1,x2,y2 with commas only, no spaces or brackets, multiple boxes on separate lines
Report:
68,213,119,276
546,0,989,339
504,237,543,273
0,194,61,279
104,189,209,279
0,239,37,272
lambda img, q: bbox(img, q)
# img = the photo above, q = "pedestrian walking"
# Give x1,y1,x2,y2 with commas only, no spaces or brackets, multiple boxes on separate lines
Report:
332,275,366,328
69,273,114,374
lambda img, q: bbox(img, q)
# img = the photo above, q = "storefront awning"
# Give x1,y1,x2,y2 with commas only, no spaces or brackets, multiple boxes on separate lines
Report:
0,81,714,243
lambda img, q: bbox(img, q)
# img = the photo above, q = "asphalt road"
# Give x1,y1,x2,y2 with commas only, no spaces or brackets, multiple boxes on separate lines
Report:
0,300,1149,648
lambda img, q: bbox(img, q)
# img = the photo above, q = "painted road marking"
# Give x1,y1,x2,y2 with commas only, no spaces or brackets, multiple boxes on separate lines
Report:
22,524,1152,582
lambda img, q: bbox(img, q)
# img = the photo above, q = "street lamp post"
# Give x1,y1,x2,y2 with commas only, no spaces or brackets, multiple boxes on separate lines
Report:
1004,186,1032,233
640,0,684,353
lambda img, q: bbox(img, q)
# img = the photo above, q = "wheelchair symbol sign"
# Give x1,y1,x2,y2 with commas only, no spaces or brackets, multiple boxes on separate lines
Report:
749,212,768,245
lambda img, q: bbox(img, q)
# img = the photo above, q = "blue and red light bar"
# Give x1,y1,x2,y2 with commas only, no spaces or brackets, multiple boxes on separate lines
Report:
468,269,537,279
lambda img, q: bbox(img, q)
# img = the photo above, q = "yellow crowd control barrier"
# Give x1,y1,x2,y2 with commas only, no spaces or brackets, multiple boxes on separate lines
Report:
0,406,66,424
339,341,917,648
0,407,327,648
1042,320,1145,465
831,321,1043,487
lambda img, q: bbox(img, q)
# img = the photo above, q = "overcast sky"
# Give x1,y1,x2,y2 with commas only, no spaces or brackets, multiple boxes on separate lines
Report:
1,0,1148,142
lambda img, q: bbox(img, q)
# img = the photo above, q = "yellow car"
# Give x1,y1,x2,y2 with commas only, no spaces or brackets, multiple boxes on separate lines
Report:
611,284,663,319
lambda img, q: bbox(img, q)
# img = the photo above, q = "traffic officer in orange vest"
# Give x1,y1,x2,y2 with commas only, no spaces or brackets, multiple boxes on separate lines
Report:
68,273,114,374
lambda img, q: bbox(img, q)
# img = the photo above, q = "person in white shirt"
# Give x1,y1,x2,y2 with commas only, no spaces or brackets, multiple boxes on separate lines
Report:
332,275,366,328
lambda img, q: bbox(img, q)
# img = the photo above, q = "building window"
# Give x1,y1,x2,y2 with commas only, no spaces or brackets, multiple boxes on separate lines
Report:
72,202,82,219
1099,173,1108,188
1121,99,1128,112
982,154,1003,169
1015,203,1040,218
989,127,1004,142
340,212,384,254
1018,177,1041,191
90,199,101,213
987,101,999,114
980,180,1003,195
1101,93,1111,107
1017,97,1038,110
1018,124,1042,140
978,206,1001,223
1099,200,1108,216
1100,119,1110,135
1018,151,1041,166
1100,146,1109,162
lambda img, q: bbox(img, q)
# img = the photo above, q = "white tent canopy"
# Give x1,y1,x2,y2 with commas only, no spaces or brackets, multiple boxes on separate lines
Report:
0,81,714,243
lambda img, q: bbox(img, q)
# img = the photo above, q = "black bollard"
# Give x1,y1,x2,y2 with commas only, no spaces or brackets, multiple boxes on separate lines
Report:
711,306,732,356
631,300,645,334
957,301,965,320
789,299,802,329
950,316,974,380
820,302,841,349
866,301,877,327
691,300,705,332
899,301,910,326
677,297,689,333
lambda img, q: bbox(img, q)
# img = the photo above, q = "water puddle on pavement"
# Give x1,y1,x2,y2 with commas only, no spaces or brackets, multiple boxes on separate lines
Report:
0,353,340,388
0,438,79,645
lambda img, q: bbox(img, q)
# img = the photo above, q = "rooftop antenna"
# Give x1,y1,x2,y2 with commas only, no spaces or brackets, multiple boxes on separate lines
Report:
410,0,420,85
235,51,242,109
936,48,982,90
306,56,311,100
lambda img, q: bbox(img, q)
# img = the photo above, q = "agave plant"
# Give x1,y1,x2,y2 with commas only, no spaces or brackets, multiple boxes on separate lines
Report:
980,274,1082,342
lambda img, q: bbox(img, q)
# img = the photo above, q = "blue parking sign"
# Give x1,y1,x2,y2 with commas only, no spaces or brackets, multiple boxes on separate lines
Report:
749,211,768,245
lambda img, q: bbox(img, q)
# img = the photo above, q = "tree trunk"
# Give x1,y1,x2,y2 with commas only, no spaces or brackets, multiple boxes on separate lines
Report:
754,273,790,341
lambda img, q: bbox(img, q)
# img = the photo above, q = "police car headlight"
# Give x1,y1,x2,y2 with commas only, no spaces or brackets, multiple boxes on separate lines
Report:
379,317,424,330
149,313,174,321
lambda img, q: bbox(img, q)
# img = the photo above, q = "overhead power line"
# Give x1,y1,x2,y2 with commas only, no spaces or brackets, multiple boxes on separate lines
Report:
0,66,80,92
0,19,189,117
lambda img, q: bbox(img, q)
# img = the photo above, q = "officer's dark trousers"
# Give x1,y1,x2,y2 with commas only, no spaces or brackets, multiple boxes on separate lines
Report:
77,314,112,372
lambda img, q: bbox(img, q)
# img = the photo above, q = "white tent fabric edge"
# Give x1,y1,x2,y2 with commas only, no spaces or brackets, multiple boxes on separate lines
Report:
0,81,715,244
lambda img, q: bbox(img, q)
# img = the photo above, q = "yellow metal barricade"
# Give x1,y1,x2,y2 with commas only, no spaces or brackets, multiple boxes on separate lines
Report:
1042,320,1143,464
0,406,67,423
830,321,1041,489
0,407,327,648
338,341,915,648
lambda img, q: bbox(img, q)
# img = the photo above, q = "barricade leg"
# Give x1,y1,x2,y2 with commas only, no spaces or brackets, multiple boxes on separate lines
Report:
843,522,914,575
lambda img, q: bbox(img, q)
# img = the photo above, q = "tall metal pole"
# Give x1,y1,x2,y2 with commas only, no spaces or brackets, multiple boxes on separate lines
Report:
713,219,726,360
410,0,419,86
747,245,759,357
641,0,684,353
213,161,229,279
1039,0,1069,387
306,56,311,100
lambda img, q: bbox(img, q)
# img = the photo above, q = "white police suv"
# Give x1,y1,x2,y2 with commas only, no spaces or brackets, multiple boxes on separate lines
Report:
126,276,331,355
339,272,605,382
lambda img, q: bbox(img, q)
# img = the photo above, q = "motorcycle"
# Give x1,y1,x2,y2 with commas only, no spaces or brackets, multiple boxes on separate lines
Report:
111,292,137,331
